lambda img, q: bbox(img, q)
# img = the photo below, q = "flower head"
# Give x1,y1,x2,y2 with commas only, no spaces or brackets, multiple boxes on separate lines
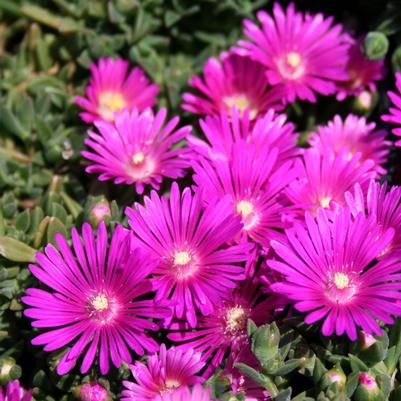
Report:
188,109,298,165
82,108,192,193
238,3,349,103
154,385,216,401
75,58,159,123
126,182,249,328
382,72,401,146
0,381,32,401
23,222,170,375
192,141,299,250
268,207,401,340
286,148,375,214
168,251,284,376
345,180,401,257
336,37,384,100
122,344,204,401
309,115,390,175
182,51,282,119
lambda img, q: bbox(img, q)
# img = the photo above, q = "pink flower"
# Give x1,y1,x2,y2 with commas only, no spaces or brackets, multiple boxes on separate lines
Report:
0,381,32,401
336,37,384,100
345,180,401,257
309,114,390,176
268,207,401,340
23,223,170,375
285,148,375,214
122,344,204,401
75,58,159,123
154,385,216,401
79,383,110,401
192,141,299,250
82,108,192,193
382,72,401,146
126,182,249,328
188,109,299,165
182,51,282,119
238,3,349,103
168,251,284,377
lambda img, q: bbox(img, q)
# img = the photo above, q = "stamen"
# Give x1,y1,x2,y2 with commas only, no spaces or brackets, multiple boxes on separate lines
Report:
333,272,349,290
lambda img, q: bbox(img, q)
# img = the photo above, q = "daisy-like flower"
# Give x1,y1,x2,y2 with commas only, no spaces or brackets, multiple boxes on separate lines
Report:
126,182,249,328
309,115,390,175
268,207,401,340
336,37,384,101
122,344,204,401
0,381,32,401
286,148,375,213
192,141,299,250
238,3,349,103
75,58,159,123
168,251,284,377
382,72,401,146
182,51,282,119
154,385,216,401
345,180,401,257
82,108,192,194
188,108,298,165
22,222,170,375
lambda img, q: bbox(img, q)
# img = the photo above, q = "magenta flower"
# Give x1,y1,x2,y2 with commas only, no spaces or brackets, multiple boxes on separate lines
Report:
336,37,384,100
285,148,375,213
126,182,249,328
238,3,349,103
0,381,32,401
75,58,159,123
382,72,401,146
82,108,192,194
23,223,170,375
345,180,401,257
122,344,204,401
188,109,298,165
268,207,401,340
309,115,390,176
182,51,282,119
192,141,299,250
154,385,216,401
168,251,284,377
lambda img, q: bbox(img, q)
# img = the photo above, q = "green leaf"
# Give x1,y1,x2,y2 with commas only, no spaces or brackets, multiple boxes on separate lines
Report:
16,210,31,233
0,105,30,141
0,236,36,263
251,323,280,368
46,217,67,245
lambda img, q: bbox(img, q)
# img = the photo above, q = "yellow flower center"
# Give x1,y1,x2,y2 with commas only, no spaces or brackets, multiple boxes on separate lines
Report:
236,200,254,219
174,251,191,266
226,306,246,332
98,91,127,121
286,52,301,68
320,197,332,208
163,379,181,393
91,294,109,311
132,151,145,165
334,273,349,290
223,94,257,120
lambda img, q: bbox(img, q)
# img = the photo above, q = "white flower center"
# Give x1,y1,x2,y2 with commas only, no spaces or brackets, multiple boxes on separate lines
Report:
223,94,258,120
91,294,109,311
333,272,349,290
236,200,254,219
286,52,301,68
320,197,332,208
174,251,191,266
132,151,145,165
224,306,248,337
278,51,305,80
97,91,127,121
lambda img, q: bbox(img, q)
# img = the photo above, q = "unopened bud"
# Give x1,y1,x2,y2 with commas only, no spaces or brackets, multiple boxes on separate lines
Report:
74,383,110,401
360,332,377,349
88,201,111,227
354,373,385,401
0,357,21,384
362,32,389,61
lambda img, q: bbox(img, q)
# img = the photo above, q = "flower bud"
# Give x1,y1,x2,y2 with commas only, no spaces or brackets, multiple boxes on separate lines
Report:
87,198,111,227
0,357,21,384
356,331,388,365
360,332,376,349
320,366,346,390
354,373,385,401
362,32,389,61
354,90,376,112
74,383,110,401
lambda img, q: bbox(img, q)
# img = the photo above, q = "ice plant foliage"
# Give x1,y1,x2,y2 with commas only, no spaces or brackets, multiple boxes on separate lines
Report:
239,3,349,102
126,182,249,327
286,148,375,213
345,180,401,256
0,381,32,401
168,251,284,376
382,72,401,146
309,115,390,175
188,108,298,165
23,223,170,375
336,37,384,100
182,51,282,118
75,58,159,123
122,344,204,401
82,108,192,193
192,141,299,249
268,207,401,340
